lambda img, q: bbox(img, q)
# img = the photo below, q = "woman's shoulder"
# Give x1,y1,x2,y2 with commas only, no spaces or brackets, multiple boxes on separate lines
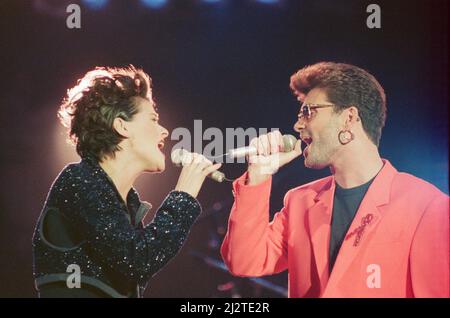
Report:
52,160,91,187
46,159,115,211
47,160,99,201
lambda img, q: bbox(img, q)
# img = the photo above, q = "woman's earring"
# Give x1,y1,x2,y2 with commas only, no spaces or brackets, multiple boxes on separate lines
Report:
338,129,354,145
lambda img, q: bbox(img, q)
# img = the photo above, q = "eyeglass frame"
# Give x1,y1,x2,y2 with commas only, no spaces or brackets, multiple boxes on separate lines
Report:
297,103,335,120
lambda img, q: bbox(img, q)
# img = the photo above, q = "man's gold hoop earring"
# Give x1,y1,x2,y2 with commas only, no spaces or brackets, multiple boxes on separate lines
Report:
338,130,354,145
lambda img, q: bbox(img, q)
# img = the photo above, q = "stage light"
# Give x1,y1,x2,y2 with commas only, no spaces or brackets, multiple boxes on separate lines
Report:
255,0,279,4
139,0,168,9
81,0,109,10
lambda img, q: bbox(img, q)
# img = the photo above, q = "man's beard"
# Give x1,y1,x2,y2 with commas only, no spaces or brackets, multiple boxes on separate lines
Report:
304,129,339,170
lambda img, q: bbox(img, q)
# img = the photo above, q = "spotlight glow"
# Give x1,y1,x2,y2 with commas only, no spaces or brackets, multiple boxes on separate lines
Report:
81,0,109,10
140,0,168,9
255,0,279,4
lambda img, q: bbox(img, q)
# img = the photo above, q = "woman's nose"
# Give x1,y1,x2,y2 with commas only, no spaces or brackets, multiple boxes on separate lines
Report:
161,126,169,139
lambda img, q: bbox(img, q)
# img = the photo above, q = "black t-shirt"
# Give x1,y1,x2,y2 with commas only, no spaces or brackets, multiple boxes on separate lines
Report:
329,176,376,273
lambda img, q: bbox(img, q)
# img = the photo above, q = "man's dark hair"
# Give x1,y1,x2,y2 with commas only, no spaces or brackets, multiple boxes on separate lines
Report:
58,65,152,161
290,62,386,146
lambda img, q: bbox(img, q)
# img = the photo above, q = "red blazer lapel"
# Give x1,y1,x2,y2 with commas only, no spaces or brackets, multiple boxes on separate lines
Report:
323,160,397,296
307,178,335,292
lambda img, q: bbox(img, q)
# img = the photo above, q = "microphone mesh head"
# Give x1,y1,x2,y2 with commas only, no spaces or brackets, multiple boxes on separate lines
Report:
171,148,187,166
282,134,297,152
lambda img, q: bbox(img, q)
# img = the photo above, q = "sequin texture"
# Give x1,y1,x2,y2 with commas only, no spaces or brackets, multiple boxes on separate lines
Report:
32,156,201,297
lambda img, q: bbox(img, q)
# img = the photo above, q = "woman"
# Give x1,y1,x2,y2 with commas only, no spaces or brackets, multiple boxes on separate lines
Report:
32,65,221,297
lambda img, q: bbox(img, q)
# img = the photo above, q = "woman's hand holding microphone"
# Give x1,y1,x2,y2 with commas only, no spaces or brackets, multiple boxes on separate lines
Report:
173,151,222,198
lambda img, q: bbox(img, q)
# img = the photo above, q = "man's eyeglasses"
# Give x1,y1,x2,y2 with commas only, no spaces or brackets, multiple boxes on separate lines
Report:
298,104,335,120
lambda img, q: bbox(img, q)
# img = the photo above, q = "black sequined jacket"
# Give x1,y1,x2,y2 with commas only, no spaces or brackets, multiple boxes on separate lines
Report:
32,156,201,297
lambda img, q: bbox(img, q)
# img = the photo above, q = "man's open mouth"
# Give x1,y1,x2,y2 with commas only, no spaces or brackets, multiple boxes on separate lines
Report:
301,136,313,157
302,136,313,146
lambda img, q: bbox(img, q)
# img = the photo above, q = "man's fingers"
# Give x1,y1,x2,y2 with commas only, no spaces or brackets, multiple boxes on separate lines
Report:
279,140,302,166
274,130,284,152
294,139,302,154
258,134,270,156
250,137,258,150
267,132,280,155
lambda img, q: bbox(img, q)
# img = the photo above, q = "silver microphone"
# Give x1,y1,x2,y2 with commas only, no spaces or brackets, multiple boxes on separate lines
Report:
228,134,298,159
171,149,226,183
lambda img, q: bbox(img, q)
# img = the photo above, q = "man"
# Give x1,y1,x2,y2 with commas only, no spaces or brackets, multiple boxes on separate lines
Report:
220,62,449,297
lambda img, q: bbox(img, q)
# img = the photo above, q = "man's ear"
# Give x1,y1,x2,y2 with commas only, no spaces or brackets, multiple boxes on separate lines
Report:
345,106,360,126
112,117,130,138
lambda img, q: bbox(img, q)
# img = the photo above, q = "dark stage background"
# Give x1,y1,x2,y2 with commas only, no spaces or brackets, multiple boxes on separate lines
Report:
0,0,448,297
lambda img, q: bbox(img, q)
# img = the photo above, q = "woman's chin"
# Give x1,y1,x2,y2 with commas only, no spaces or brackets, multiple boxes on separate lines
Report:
143,166,165,174
154,159,166,173
156,164,165,173
143,158,165,173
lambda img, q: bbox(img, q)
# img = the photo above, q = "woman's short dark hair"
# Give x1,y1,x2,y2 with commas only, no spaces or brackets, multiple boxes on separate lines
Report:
290,62,386,146
58,65,152,161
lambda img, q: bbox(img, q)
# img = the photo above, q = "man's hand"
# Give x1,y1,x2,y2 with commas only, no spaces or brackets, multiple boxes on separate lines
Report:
247,131,302,185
